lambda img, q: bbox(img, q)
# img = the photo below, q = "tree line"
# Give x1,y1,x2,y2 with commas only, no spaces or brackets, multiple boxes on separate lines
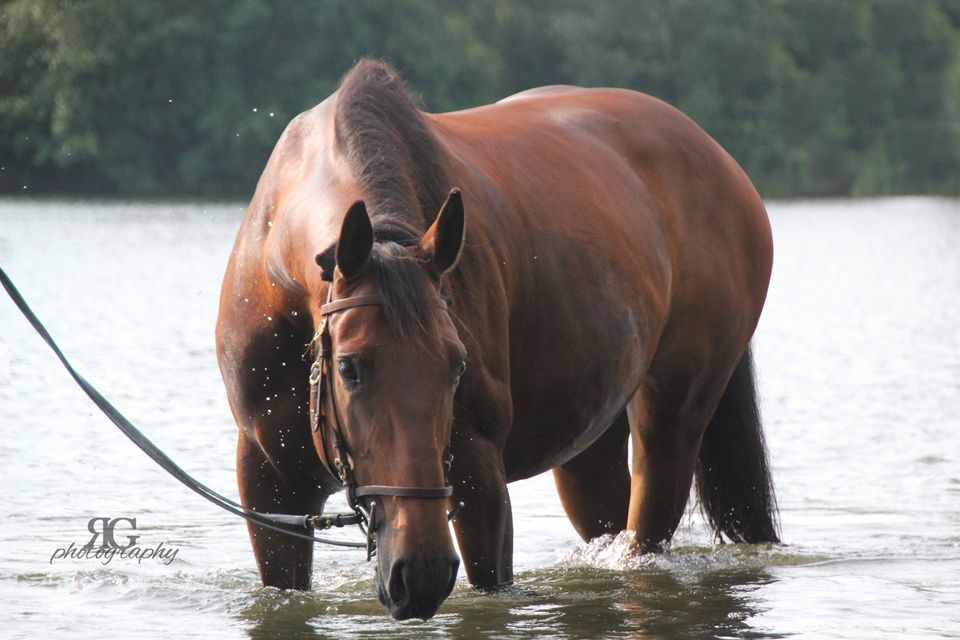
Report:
2,0,959,200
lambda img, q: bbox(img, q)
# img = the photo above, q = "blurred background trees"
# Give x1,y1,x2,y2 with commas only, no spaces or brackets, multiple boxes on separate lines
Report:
2,0,959,199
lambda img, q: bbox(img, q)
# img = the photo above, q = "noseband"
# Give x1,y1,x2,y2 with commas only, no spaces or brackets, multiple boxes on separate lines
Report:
308,287,459,557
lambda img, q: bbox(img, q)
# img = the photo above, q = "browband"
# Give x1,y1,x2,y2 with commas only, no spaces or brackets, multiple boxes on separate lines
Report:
320,294,448,316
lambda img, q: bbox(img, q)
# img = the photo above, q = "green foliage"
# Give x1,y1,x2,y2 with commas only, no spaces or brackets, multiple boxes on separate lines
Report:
2,0,959,198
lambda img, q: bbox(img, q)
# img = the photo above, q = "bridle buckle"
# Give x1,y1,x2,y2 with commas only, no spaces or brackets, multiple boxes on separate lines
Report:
443,449,454,477
308,361,322,386
333,457,347,483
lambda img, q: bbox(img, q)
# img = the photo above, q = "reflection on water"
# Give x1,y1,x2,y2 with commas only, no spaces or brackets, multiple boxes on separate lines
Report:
237,561,782,640
1,197,959,639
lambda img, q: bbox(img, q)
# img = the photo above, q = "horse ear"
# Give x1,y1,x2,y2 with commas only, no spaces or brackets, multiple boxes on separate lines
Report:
420,188,465,276
335,200,374,280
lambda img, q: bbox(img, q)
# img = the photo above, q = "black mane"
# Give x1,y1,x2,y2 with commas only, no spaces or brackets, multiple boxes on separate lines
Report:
335,59,448,234
331,60,451,339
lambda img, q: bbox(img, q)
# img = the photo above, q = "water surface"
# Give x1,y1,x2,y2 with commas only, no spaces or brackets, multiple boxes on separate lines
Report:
1,197,958,638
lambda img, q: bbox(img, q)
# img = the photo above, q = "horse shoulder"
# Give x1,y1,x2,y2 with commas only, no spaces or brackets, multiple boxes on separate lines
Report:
228,96,363,306
217,98,351,390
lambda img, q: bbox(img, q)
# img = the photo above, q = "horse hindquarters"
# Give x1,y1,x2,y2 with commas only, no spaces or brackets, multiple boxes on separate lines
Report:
624,343,779,551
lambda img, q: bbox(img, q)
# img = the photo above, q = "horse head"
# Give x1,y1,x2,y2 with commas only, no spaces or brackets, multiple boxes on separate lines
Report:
312,189,466,620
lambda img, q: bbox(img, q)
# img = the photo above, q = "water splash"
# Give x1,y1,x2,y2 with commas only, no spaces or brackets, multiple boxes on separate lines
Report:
559,530,827,574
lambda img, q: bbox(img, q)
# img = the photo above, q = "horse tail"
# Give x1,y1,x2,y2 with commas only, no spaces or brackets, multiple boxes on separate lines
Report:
695,344,780,543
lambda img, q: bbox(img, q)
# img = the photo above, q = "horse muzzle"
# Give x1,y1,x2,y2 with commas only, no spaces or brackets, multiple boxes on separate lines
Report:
377,550,459,620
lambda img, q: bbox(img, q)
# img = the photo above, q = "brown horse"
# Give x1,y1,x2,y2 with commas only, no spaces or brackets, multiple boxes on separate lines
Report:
216,60,778,620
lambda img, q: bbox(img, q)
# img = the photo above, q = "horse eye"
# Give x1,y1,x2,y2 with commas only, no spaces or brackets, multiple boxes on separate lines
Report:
338,358,360,385
454,359,467,386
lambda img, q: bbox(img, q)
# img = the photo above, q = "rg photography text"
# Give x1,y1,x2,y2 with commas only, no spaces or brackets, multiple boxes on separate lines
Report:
49,517,180,566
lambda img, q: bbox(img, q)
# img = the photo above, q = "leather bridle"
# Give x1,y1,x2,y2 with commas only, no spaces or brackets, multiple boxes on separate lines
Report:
308,285,461,558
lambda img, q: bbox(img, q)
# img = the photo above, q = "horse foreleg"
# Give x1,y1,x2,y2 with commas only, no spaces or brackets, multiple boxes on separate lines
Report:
448,437,513,589
237,432,323,589
552,412,631,541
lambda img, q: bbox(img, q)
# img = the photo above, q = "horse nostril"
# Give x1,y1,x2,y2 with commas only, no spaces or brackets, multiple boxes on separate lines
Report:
445,557,460,597
388,560,408,606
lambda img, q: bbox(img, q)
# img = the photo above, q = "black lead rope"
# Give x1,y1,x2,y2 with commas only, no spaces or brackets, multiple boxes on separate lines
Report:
0,266,365,549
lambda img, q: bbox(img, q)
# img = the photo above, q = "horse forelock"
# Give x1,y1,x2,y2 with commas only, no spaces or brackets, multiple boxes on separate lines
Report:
369,240,443,345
